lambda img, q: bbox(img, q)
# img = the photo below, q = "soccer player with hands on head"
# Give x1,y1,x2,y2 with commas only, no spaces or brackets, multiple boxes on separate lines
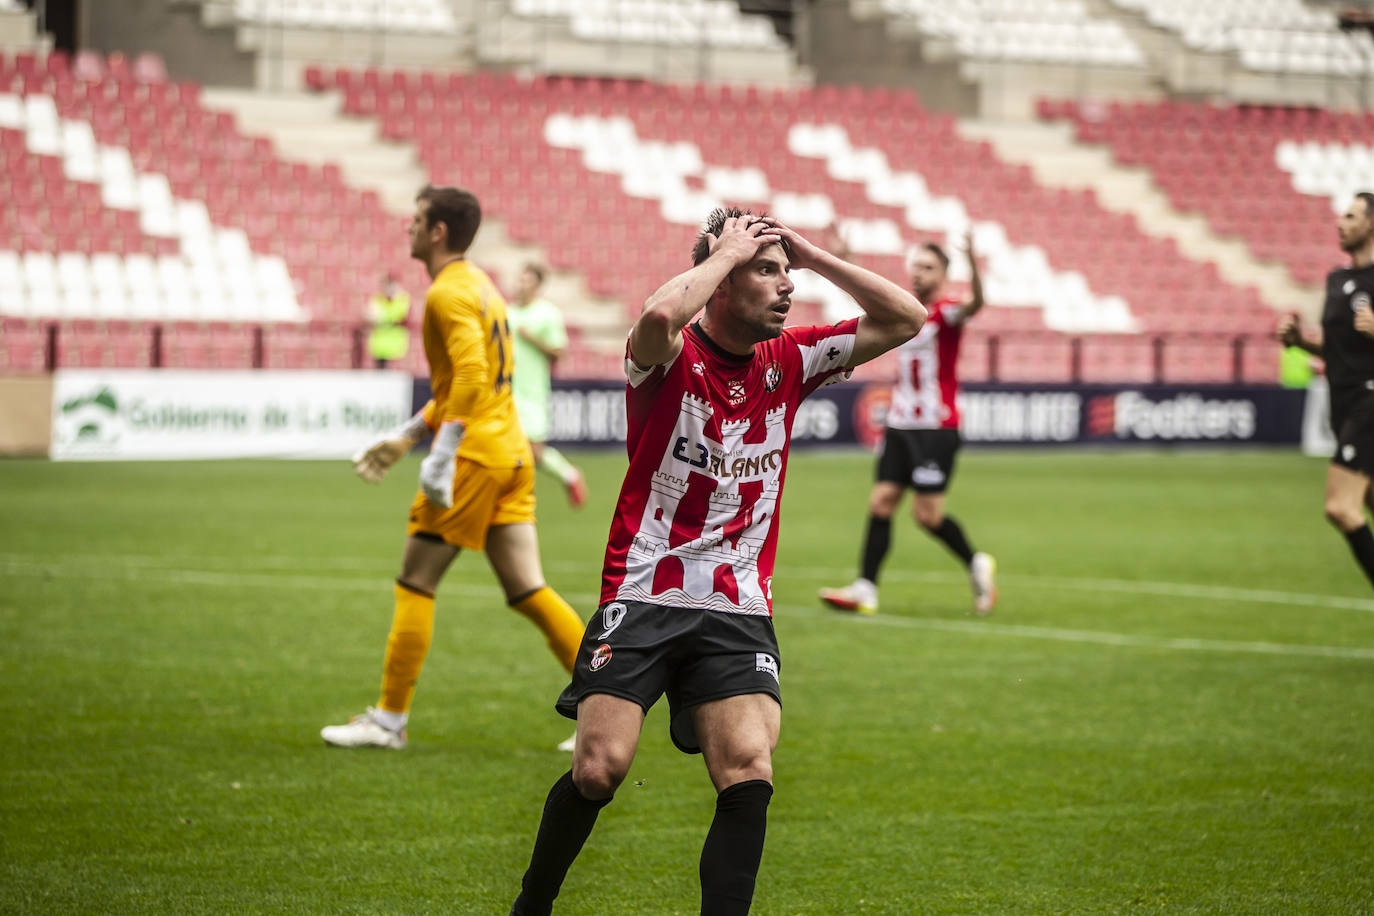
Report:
323,185,585,752
508,208,925,916
1277,191,1374,590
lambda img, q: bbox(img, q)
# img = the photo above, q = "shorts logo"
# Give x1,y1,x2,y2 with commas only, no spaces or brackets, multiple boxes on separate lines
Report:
764,362,781,392
589,644,613,672
755,652,779,684
1344,444,1357,462
912,462,946,486
596,602,628,639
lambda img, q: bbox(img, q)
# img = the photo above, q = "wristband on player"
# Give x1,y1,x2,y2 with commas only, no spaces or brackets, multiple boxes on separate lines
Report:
430,418,465,457
397,409,432,444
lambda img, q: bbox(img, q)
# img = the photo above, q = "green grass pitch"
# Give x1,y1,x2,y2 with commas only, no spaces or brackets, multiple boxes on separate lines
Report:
2,448,1372,915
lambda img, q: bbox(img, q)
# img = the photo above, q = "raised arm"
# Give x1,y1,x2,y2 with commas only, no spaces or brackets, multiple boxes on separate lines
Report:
630,215,782,367
766,219,926,366
959,227,986,321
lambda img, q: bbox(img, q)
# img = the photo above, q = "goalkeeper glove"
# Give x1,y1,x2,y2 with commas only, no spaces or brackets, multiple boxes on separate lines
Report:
351,410,431,483
419,419,465,508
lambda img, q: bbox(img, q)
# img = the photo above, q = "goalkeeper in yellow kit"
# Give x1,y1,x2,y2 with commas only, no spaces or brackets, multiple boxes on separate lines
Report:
321,185,585,750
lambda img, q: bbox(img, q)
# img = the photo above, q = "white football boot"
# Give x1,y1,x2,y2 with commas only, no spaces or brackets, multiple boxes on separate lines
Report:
320,707,407,749
819,579,878,615
970,552,998,616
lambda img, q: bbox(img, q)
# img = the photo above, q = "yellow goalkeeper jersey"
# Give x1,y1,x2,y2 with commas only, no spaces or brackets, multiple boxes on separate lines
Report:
421,260,531,469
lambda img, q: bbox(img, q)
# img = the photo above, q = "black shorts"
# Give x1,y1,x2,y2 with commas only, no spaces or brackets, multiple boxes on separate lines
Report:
555,600,782,755
1331,388,1374,478
875,427,961,493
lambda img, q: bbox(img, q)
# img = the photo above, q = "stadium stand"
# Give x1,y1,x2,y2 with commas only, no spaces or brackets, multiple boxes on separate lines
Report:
1041,97,1366,289
0,48,429,374
314,66,1278,382
875,0,1146,66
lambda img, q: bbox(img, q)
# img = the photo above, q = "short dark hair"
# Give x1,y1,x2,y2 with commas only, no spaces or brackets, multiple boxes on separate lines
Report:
920,242,950,272
1356,192,1374,218
691,206,791,266
416,185,481,252
522,262,546,284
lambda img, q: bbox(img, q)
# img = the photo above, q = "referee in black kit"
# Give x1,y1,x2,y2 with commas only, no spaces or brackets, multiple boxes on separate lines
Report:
1280,191,1374,589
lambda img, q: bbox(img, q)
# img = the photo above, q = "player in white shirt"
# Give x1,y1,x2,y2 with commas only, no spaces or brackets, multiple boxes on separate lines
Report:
820,230,997,616
509,209,925,916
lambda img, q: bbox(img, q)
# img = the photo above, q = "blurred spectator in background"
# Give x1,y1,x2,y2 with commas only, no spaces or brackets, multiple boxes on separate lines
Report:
508,262,588,507
367,272,411,369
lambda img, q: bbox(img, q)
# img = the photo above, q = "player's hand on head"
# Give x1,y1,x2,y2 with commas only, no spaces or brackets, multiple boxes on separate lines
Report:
707,214,783,265
758,217,822,270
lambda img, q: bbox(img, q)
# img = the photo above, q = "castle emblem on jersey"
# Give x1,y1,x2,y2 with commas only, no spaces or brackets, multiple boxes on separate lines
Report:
589,644,613,672
764,362,781,392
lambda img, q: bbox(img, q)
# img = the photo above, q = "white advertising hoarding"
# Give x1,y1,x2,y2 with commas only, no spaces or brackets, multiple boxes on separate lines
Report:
51,370,413,460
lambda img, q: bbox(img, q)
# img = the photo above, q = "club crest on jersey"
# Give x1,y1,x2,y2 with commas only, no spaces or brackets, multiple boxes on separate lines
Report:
728,379,748,406
692,361,706,376
589,644,613,672
764,362,781,392
1345,280,1358,295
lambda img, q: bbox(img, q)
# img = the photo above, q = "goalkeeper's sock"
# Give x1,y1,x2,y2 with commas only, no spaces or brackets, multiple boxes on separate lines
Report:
1342,523,1374,587
511,587,584,673
539,445,579,486
699,779,773,916
512,770,612,916
860,515,892,583
378,581,435,715
929,515,976,567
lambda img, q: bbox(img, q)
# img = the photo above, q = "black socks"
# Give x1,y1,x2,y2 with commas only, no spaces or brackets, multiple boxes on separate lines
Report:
860,515,892,583
930,515,975,566
511,771,612,916
1343,524,1374,588
699,779,773,916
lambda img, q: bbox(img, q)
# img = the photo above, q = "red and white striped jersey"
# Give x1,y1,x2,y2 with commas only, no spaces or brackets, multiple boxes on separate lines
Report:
885,297,966,431
601,318,860,616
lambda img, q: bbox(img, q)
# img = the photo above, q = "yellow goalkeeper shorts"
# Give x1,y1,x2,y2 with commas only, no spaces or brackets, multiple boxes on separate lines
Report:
407,458,536,551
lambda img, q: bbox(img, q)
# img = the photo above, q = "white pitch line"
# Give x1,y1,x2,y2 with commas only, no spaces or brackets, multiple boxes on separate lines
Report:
772,565,1374,615
3,554,1373,661
805,610,1374,661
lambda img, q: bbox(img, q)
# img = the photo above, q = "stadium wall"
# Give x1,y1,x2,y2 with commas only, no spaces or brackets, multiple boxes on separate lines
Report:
81,0,255,87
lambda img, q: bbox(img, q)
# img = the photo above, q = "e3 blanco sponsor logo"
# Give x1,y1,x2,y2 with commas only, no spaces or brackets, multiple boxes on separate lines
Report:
597,602,628,639
755,652,779,684
590,644,613,672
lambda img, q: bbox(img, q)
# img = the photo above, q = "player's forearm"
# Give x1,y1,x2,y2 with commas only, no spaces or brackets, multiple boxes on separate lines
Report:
1293,334,1324,356
633,253,739,364
964,256,986,318
811,249,926,332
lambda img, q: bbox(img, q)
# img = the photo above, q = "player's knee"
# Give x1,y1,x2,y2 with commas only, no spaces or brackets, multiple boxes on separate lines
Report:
571,749,631,800
914,503,942,530
721,749,773,787
868,492,899,518
1324,498,1364,532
